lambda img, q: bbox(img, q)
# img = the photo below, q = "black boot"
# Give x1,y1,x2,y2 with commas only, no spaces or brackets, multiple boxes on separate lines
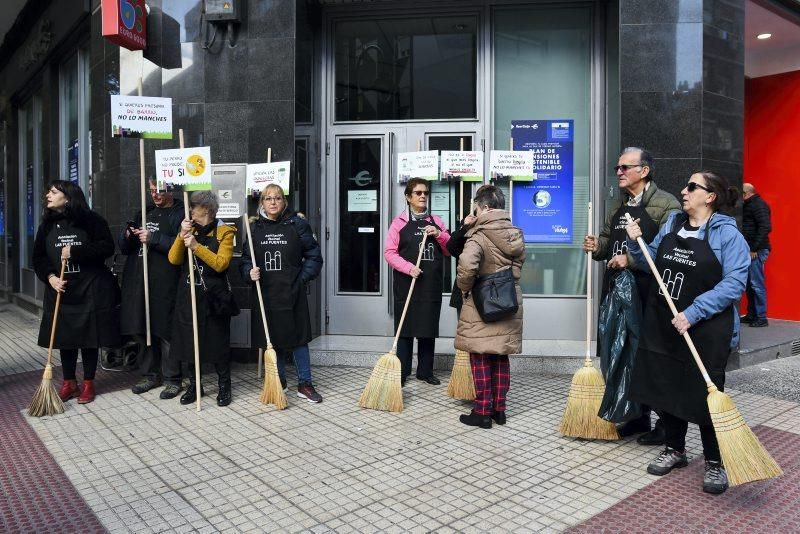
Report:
217,380,232,407
637,417,666,446
618,413,651,437
492,411,507,425
460,410,492,429
180,381,205,405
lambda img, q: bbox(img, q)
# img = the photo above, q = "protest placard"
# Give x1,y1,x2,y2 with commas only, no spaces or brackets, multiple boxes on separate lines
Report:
111,95,172,139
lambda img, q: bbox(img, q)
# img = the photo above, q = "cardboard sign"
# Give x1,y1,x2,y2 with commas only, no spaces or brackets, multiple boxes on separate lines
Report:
111,95,172,139
489,150,535,182
155,147,212,191
246,161,291,196
397,151,439,183
440,151,483,182
102,0,147,51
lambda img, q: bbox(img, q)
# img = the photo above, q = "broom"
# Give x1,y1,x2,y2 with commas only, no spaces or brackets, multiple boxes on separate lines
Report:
560,202,620,440
624,212,782,486
447,349,475,400
358,233,429,412
243,213,287,410
28,260,67,417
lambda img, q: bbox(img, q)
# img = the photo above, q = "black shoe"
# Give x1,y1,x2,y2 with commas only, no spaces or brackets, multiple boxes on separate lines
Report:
417,375,441,385
217,382,232,407
131,377,161,395
460,410,492,429
180,383,205,405
749,318,769,327
618,416,651,437
740,314,756,324
159,383,182,400
647,447,688,476
637,425,666,446
492,411,506,425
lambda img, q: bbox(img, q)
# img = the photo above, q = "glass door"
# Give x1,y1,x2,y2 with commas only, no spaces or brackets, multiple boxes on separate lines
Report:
18,94,45,302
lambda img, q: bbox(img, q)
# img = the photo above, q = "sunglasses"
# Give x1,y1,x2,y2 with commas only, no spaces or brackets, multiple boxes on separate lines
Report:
613,164,643,173
685,181,712,193
411,190,429,197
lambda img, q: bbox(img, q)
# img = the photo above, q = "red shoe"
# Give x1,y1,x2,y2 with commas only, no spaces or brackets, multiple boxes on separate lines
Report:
58,379,80,401
77,379,96,404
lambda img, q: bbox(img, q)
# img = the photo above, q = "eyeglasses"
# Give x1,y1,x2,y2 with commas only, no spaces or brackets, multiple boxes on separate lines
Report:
411,190,429,197
262,196,283,203
685,181,712,193
613,164,643,173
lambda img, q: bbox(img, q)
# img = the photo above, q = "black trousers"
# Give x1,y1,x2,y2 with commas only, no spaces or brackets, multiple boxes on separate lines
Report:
60,348,99,380
184,361,231,386
397,337,434,380
138,335,182,385
660,410,721,462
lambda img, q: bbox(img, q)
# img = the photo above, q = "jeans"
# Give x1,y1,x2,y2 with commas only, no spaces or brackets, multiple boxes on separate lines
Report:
746,249,769,320
277,344,313,385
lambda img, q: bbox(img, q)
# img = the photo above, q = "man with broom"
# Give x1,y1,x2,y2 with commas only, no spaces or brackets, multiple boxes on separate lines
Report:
583,147,680,445
120,178,185,400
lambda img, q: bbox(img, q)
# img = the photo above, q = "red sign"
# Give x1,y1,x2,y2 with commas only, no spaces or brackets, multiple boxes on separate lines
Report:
102,0,147,51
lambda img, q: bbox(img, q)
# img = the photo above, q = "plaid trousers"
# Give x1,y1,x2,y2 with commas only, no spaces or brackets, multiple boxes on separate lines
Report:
469,353,510,416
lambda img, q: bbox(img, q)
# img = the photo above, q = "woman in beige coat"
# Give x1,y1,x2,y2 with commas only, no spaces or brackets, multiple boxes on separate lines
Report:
455,185,525,429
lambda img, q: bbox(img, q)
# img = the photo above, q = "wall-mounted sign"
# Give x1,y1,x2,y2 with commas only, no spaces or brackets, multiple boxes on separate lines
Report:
489,150,535,182
440,151,483,182
102,0,147,51
510,120,574,243
347,190,378,212
155,147,212,191
397,151,439,183
111,95,172,139
246,161,291,196
68,139,79,183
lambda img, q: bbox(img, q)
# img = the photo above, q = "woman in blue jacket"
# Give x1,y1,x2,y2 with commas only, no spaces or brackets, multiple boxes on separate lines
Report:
625,171,749,496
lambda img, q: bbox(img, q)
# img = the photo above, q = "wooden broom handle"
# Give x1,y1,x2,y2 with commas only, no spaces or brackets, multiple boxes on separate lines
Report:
47,260,68,367
243,213,273,348
391,232,429,352
585,202,592,362
623,213,715,387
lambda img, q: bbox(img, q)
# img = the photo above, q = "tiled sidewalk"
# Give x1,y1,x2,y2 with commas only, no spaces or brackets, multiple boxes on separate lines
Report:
3,303,800,533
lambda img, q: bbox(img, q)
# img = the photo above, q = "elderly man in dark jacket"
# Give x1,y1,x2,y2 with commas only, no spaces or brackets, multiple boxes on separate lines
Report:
583,147,680,445
741,183,772,328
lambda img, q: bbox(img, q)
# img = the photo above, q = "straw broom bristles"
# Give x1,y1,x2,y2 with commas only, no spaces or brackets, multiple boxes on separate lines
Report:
259,345,287,409
707,385,783,486
560,360,619,440
28,364,64,417
447,349,475,400
358,350,403,412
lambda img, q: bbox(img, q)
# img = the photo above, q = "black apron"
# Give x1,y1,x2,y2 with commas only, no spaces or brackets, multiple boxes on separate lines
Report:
630,219,733,425
601,204,658,303
38,220,120,349
170,225,231,364
250,218,312,349
393,216,443,338
120,207,181,339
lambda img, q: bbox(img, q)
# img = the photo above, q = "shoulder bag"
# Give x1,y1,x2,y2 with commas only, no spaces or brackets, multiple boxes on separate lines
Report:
472,268,518,323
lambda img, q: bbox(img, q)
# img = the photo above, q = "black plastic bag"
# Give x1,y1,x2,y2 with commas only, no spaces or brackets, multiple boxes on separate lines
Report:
597,269,643,423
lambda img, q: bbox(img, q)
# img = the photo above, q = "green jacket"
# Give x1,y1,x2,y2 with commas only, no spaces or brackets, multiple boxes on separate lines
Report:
593,181,681,269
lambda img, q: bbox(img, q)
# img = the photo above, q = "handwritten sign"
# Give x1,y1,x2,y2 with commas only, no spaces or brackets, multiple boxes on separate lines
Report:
246,161,291,196
397,151,439,183
440,151,483,182
155,147,212,191
111,95,172,139
489,150,534,182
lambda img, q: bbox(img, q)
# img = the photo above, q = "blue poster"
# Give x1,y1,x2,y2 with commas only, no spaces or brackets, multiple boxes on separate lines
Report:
511,120,574,243
68,139,79,183
0,175,5,236
26,166,34,236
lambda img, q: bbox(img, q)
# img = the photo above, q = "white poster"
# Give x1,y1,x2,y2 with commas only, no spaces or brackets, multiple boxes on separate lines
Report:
247,161,291,196
489,150,535,182
217,202,240,218
440,151,484,182
397,151,439,183
111,95,172,139
155,147,212,191
347,190,378,212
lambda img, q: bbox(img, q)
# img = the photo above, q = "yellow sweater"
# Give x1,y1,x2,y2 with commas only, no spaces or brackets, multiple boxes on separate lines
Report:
168,223,236,273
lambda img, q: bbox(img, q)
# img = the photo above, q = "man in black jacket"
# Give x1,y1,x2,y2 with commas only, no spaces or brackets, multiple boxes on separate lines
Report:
741,183,772,328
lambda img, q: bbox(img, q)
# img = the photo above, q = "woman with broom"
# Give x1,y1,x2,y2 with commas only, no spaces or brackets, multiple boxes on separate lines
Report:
455,185,524,428
169,191,236,407
240,184,324,403
385,178,451,387
625,171,749,494
32,180,120,404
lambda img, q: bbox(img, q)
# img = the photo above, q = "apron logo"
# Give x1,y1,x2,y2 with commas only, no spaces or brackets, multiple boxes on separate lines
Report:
64,260,80,274
612,240,628,256
186,263,203,285
264,250,282,271
659,268,684,301
419,242,435,261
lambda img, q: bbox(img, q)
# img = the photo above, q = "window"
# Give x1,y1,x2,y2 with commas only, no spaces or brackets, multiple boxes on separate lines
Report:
59,47,91,202
18,95,43,272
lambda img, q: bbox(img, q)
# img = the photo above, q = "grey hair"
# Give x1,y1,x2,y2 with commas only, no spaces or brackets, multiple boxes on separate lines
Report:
474,184,506,210
621,146,654,181
190,190,218,217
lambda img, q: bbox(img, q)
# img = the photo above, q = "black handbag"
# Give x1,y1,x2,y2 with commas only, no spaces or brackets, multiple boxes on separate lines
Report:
471,268,518,322
195,257,240,317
